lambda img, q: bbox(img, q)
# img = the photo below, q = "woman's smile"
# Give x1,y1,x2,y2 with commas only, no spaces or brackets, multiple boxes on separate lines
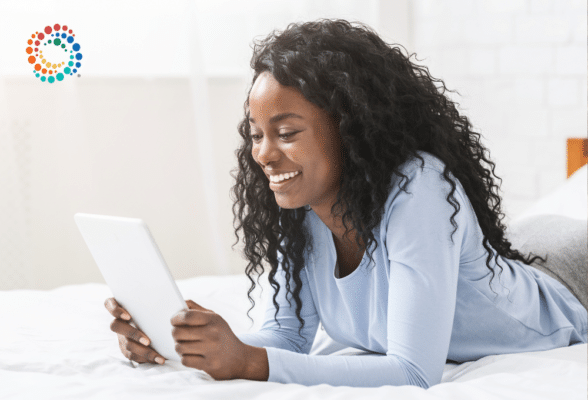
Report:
268,171,302,191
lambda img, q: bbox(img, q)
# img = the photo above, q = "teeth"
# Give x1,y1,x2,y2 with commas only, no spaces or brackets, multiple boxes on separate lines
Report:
270,170,300,183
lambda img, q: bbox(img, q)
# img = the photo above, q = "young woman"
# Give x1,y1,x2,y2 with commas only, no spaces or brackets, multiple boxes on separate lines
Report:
105,19,587,388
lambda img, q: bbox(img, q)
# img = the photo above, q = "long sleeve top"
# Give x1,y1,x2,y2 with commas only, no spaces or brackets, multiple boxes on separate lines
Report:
237,150,587,388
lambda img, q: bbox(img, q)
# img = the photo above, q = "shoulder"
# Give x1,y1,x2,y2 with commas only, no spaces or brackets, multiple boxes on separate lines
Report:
395,150,448,178
383,150,470,216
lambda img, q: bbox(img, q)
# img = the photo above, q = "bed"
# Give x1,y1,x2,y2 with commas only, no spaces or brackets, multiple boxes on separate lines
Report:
2,143,586,399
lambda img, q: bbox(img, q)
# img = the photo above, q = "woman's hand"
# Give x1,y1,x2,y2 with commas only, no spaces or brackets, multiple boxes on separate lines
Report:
104,297,166,365
171,300,266,381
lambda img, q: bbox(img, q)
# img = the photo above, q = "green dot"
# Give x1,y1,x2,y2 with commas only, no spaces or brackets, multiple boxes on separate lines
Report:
41,76,46,82
61,44,66,48
54,38,61,45
64,67,71,74
48,40,52,43
56,73,64,81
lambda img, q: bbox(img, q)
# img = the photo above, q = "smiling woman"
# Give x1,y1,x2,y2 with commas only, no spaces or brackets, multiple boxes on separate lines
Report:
99,17,587,387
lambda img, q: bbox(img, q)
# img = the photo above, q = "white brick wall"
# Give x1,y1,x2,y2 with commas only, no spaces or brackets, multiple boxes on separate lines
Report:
410,0,587,224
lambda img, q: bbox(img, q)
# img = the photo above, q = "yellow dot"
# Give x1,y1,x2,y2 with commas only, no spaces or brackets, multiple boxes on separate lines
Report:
52,64,56,69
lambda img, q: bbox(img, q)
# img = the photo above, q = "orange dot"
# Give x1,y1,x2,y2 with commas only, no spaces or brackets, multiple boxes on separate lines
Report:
28,55,36,64
26,47,33,54
49,70,53,75
42,68,47,74
35,64,41,71
27,39,33,45
32,34,36,38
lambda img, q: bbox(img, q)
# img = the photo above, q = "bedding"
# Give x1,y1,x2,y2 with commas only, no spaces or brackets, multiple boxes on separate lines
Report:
2,165,586,399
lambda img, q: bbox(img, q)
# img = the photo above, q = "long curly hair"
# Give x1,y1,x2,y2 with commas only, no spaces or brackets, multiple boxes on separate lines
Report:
230,18,547,344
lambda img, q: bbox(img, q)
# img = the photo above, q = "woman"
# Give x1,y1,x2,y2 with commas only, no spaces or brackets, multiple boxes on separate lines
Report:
105,19,587,388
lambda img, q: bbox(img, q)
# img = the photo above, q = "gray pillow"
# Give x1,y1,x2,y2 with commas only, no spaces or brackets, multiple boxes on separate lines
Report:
507,214,587,312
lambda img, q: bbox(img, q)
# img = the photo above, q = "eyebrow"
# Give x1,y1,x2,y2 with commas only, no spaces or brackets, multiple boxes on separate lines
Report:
248,113,304,125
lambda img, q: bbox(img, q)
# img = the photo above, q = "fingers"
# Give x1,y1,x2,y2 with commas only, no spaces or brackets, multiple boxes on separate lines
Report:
186,300,210,312
104,297,131,321
119,335,166,364
175,340,207,356
172,325,207,341
110,319,151,347
171,309,211,326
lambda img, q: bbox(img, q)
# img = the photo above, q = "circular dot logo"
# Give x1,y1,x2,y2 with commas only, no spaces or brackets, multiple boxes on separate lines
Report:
26,24,83,83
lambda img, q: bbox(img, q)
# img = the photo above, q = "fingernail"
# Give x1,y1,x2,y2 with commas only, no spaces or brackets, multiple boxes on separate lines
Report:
121,313,131,320
140,337,149,346
155,357,164,364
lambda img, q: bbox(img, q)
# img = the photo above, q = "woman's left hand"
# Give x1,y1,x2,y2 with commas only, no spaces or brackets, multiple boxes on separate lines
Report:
171,300,249,380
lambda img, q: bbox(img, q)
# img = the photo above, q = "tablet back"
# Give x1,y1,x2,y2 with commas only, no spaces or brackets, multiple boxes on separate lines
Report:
74,213,186,361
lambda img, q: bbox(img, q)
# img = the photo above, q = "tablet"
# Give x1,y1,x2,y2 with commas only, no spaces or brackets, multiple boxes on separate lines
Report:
74,213,187,362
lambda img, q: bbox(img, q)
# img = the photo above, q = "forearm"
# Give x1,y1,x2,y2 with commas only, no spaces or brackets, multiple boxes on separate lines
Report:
262,347,430,388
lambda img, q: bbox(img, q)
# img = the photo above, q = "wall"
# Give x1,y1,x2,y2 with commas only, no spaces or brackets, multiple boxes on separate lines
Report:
409,0,587,224
0,0,585,290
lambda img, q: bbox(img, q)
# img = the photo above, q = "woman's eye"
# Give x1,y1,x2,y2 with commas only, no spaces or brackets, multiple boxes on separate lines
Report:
250,132,298,142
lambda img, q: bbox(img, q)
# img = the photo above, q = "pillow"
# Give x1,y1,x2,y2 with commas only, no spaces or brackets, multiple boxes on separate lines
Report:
506,214,587,312
513,165,587,223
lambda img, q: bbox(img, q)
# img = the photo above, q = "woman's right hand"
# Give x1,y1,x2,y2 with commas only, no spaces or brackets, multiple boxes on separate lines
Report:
104,297,166,365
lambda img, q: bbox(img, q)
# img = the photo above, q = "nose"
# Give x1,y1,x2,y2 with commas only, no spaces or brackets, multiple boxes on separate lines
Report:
255,136,280,166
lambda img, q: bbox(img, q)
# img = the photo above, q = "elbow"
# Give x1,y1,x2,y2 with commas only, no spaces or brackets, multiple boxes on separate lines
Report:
393,355,436,389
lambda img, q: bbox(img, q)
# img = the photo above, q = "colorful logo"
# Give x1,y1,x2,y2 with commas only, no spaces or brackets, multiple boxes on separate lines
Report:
26,24,83,83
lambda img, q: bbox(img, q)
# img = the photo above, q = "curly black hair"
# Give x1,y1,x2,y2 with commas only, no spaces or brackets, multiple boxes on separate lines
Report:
229,18,547,345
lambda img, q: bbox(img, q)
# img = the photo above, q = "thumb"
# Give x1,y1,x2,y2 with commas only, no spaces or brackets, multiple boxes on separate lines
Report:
186,299,210,312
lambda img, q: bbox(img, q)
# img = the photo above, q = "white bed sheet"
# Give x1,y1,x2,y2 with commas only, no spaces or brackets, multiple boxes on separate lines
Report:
1,274,586,400
2,165,587,399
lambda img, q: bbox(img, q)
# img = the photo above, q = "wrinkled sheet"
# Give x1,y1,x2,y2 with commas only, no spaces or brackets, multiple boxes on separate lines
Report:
1,274,586,400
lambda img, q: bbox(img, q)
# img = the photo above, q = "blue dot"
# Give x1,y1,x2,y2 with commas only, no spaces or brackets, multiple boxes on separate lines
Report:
73,69,77,73
75,52,83,60
72,43,80,51
75,62,81,68
61,33,66,38
51,34,54,36
67,36,74,43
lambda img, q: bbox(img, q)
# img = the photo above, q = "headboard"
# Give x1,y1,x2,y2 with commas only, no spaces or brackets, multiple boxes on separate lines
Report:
566,137,588,178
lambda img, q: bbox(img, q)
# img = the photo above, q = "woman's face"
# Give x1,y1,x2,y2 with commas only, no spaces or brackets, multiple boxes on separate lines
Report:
249,71,343,213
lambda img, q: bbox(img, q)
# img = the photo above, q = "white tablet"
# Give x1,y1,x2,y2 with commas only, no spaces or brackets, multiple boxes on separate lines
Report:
74,213,186,362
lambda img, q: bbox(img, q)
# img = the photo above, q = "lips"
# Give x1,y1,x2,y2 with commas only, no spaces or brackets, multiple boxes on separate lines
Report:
269,171,301,191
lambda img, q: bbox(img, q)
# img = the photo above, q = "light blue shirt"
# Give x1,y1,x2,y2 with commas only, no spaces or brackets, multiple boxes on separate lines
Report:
237,150,587,388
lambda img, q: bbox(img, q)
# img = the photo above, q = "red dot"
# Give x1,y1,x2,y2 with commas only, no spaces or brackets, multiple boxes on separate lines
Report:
28,55,36,64
27,39,33,45
69,29,72,33
34,40,39,46
73,34,75,37
35,64,41,71
44,26,52,34
38,33,45,40
34,48,38,52
62,25,68,31
26,47,33,54
54,24,61,31
42,68,47,74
